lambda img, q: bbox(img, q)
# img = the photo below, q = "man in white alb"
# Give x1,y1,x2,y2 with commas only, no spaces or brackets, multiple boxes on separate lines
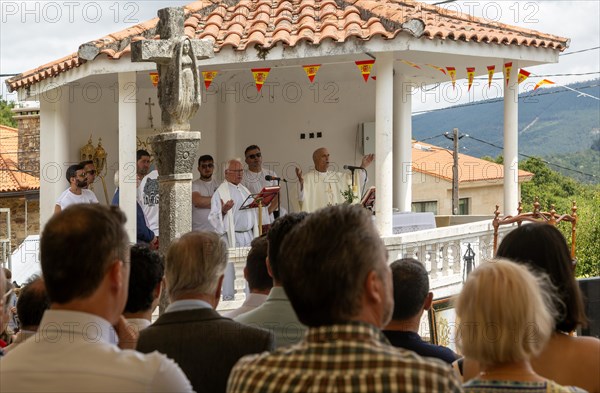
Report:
295,147,374,213
209,159,259,300
54,164,99,214
192,154,219,231
242,145,281,230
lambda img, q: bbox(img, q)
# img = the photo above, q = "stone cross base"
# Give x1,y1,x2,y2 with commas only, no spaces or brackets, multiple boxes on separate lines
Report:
151,131,201,256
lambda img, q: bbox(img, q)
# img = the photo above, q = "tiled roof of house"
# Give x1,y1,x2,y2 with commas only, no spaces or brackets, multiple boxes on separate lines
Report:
7,0,569,92
0,125,40,193
412,140,533,183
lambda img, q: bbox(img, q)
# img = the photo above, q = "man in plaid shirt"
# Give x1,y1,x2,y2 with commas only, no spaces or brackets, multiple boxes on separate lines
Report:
227,205,463,392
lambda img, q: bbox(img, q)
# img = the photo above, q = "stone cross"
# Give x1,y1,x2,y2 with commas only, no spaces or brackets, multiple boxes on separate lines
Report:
145,97,155,129
129,7,214,282
131,7,213,132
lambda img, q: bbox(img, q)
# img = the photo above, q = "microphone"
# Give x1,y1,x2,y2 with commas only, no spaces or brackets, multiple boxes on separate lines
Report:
343,165,364,171
265,175,287,182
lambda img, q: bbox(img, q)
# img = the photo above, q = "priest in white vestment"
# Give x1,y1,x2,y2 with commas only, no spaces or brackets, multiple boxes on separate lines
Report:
209,159,259,300
295,147,374,213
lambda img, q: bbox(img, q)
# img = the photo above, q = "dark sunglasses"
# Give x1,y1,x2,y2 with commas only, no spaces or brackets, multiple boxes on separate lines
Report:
246,153,262,159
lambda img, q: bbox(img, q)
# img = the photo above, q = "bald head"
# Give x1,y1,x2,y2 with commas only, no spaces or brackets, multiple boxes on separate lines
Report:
312,148,330,172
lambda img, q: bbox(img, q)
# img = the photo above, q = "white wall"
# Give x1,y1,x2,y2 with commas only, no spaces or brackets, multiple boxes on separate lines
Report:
63,64,381,213
199,64,379,212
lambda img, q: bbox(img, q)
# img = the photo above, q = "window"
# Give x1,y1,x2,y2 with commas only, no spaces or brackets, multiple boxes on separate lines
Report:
459,198,470,215
412,201,438,215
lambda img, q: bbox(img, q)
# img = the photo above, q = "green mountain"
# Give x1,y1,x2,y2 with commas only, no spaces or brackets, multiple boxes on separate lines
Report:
413,79,600,182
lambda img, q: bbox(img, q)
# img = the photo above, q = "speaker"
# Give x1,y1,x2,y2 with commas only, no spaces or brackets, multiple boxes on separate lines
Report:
578,277,600,338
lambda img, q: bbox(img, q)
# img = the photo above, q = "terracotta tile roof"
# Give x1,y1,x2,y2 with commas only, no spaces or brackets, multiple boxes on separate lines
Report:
412,140,533,183
7,0,569,92
0,125,40,193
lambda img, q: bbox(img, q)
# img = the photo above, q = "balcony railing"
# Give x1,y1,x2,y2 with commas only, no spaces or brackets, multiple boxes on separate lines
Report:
217,218,515,311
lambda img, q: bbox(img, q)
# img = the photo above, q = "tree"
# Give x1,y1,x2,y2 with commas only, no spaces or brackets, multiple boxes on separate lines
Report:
0,96,17,127
519,156,599,277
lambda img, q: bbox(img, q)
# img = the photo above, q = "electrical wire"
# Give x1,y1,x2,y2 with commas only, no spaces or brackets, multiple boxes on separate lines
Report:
465,135,597,179
412,82,600,114
560,46,600,56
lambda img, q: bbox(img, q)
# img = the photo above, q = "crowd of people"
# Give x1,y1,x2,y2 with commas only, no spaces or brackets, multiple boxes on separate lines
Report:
1,201,597,392
1,146,597,392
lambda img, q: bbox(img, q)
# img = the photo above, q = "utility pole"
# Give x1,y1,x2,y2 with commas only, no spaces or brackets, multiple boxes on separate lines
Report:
444,128,465,215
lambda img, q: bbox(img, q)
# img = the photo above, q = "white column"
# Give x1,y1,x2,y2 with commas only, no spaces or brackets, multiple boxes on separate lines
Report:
39,86,69,229
216,91,236,169
118,72,137,242
375,53,394,236
394,73,413,212
503,60,519,215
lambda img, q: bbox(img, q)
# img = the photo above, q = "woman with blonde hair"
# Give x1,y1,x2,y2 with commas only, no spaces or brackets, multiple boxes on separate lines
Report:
456,259,586,392
458,224,599,392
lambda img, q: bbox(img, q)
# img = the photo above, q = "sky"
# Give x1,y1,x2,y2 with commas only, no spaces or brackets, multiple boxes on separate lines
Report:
0,0,598,113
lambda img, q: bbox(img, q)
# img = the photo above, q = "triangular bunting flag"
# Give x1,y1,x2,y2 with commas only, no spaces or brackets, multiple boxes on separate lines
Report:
251,68,271,92
355,60,375,82
400,59,421,70
518,69,531,84
487,65,495,88
466,67,475,91
149,72,159,87
202,71,218,89
534,79,555,90
504,62,513,85
426,64,447,75
446,67,456,89
302,64,321,83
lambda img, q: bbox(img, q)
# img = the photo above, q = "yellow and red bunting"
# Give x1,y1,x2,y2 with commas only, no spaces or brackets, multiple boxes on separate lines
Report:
149,72,159,87
426,64,446,75
446,67,456,89
466,67,475,91
487,65,495,88
302,64,321,83
518,69,531,84
400,59,421,70
534,79,555,90
504,62,513,85
355,60,375,82
251,68,271,92
201,71,218,89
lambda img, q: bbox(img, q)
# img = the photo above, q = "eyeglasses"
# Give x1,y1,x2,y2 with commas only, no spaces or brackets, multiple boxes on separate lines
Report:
86,170,97,175
246,153,262,159
200,163,214,169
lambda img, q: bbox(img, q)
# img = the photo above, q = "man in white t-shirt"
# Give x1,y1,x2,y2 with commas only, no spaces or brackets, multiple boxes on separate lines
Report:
138,169,159,236
136,150,151,188
242,145,280,229
54,164,99,214
192,154,219,232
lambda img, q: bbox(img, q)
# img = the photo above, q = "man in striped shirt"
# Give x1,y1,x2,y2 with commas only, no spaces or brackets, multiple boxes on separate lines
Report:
227,205,463,393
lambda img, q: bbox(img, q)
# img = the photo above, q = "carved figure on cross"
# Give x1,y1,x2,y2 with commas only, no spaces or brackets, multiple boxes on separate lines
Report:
132,7,214,132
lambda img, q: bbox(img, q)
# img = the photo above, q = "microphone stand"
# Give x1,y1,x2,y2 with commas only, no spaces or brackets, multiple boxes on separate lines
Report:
273,179,281,219
349,168,357,202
